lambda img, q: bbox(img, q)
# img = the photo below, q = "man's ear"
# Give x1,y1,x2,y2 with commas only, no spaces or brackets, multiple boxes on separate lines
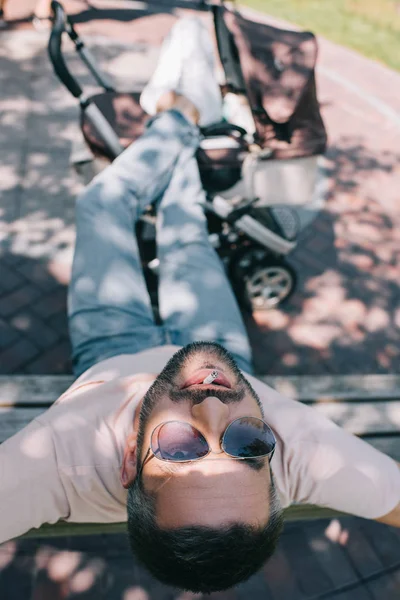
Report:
121,432,137,489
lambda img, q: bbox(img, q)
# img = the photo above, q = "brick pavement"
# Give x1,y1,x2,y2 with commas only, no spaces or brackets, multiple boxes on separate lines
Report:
1,2,400,599
1,518,400,600
1,1,400,376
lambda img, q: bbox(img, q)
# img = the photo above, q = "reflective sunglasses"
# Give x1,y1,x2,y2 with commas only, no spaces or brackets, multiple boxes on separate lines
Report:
140,417,276,473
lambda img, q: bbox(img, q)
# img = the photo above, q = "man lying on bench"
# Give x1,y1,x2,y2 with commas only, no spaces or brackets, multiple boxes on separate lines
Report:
1,17,399,594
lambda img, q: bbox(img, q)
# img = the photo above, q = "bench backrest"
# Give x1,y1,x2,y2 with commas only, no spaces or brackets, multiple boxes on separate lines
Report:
1,374,399,536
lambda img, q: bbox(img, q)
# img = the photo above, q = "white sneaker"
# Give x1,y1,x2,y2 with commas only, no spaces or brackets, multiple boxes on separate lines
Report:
140,17,222,127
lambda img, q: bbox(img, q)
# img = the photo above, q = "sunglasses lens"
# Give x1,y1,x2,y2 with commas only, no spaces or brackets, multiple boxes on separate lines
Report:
223,417,275,458
155,422,209,462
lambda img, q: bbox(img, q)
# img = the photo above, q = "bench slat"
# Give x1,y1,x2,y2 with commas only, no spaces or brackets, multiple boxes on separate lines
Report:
260,374,400,403
0,376,73,406
2,375,400,406
310,401,400,435
1,401,400,443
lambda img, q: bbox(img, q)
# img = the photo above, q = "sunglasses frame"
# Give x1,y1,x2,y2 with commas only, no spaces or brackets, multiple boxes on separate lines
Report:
139,416,276,476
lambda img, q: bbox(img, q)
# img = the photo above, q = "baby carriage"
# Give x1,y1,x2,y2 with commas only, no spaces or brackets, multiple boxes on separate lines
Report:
48,0,327,311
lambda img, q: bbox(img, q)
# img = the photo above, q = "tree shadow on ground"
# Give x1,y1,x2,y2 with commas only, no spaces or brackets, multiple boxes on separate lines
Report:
1,12,400,600
0,253,71,374
249,142,400,375
1,10,400,380
1,517,399,599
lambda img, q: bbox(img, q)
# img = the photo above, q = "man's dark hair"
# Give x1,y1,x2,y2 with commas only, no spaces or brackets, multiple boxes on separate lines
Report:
127,474,284,593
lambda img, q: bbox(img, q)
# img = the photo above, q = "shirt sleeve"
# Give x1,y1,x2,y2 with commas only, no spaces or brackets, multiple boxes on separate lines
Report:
246,373,400,519
0,419,69,544
289,421,400,519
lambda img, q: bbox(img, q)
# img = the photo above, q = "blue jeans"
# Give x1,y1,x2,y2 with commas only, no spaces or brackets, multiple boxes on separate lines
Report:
68,110,252,377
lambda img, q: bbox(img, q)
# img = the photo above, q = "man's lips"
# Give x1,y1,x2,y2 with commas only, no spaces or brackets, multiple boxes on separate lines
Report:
181,369,232,390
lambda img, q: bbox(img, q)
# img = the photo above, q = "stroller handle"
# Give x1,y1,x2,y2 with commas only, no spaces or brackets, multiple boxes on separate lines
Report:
49,1,82,98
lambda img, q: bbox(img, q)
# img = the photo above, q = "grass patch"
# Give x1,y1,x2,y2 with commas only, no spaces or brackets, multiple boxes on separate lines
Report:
241,0,400,71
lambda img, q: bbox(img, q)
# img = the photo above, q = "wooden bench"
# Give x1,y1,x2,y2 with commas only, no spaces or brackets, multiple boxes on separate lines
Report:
1,374,399,538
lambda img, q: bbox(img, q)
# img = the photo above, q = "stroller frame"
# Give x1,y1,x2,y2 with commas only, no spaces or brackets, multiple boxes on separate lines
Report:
48,0,305,311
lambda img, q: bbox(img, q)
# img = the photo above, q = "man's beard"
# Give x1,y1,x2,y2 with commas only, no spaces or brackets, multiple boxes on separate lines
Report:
135,341,263,469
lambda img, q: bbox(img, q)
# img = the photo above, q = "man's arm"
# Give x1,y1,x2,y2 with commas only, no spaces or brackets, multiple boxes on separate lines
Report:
0,420,68,543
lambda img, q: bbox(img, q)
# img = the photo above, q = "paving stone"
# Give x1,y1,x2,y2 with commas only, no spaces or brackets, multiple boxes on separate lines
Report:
0,337,40,373
30,287,68,321
304,520,359,590
304,233,334,254
279,526,333,598
32,556,109,600
10,311,59,350
0,317,22,349
1,4,400,599
47,310,69,338
324,586,373,600
0,283,42,318
0,253,28,268
15,260,62,292
103,556,160,600
365,570,400,600
263,543,306,600
291,246,336,273
1,11,397,379
0,554,35,600
65,533,131,558
24,339,72,374
236,572,274,600
0,262,25,293
359,521,400,569
342,520,385,579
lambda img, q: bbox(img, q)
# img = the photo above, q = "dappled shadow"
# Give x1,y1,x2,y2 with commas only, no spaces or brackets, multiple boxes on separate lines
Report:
0,253,71,374
1,7,400,600
1,22,400,378
1,517,399,598
0,28,164,374
249,141,400,375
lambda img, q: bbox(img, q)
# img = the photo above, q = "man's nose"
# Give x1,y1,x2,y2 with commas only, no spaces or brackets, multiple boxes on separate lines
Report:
191,396,229,450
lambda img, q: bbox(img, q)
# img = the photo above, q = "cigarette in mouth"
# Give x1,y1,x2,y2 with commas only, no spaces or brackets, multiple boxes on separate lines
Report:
202,370,219,384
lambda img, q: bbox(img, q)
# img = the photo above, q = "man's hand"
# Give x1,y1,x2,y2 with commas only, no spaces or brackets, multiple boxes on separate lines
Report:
375,462,400,527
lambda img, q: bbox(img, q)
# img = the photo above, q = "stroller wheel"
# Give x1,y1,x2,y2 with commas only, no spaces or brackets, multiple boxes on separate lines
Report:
230,248,296,311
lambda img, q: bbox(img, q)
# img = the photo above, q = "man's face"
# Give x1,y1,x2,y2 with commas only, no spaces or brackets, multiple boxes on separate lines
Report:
135,342,271,529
